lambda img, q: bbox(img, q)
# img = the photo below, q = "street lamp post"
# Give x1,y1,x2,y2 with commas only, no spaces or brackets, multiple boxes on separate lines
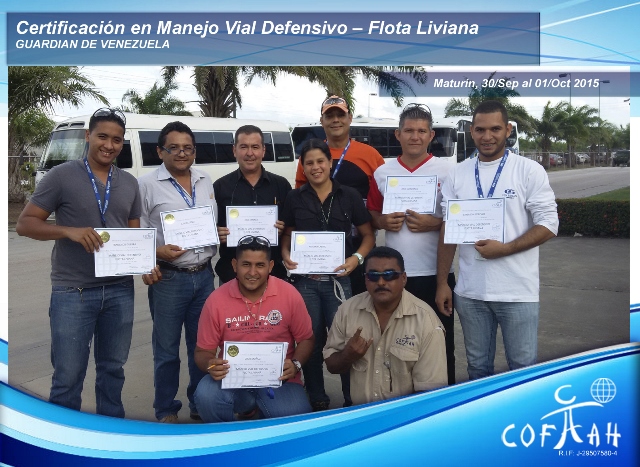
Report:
368,93,377,118
559,73,572,168
598,79,610,166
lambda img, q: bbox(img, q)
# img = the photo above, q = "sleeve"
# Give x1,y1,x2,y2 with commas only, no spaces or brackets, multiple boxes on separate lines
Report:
196,293,222,351
138,180,151,227
281,189,297,227
287,286,313,343
366,167,384,212
433,170,449,219
439,168,457,222
29,165,63,214
295,158,307,189
350,187,372,226
525,163,559,235
277,178,293,221
129,180,142,220
204,174,217,225
412,313,448,392
323,303,349,359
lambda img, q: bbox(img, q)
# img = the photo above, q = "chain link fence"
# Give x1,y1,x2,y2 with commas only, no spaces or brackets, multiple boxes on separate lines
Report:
519,151,612,170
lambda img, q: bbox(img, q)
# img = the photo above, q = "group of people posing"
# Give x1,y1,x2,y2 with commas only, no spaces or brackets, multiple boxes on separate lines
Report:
17,95,558,423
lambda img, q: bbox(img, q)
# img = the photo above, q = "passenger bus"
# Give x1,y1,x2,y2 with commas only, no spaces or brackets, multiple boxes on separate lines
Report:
291,117,459,164
454,116,519,160
35,113,296,186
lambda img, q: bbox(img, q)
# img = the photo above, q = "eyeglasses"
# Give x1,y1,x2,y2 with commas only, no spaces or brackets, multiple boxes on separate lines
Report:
238,235,271,248
365,269,404,282
161,146,196,157
92,107,126,126
402,103,432,116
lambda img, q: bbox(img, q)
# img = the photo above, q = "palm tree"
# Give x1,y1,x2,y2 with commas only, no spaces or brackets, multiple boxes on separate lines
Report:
121,81,192,116
533,101,565,166
444,72,536,135
161,66,428,118
556,102,598,167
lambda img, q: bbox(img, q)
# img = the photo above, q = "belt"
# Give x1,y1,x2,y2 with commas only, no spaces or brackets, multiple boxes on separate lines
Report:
302,274,333,282
158,260,211,273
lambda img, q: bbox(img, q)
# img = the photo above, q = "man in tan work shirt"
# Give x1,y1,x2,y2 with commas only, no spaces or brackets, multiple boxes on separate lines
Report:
323,246,447,406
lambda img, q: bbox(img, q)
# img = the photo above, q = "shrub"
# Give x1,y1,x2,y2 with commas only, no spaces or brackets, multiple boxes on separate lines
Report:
556,199,630,237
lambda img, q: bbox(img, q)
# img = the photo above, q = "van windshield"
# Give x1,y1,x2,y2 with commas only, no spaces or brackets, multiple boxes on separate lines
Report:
39,129,87,170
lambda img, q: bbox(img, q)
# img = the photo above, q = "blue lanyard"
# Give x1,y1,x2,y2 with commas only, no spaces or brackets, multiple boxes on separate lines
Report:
475,150,509,199
169,177,196,208
331,139,351,179
83,158,113,227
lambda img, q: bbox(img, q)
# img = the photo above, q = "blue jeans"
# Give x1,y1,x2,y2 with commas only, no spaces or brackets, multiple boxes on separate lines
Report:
49,280,134,418
194,376,312,422
149,266,214,420
454,293,539,380
294,276,352,406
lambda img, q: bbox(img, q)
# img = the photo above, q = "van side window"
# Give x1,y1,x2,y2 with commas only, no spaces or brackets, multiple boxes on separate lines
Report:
369,128,388,157
263,133,275,162
140,131,162,166
213,132,235,163
115,140,133,169
194,132,216,164
389,129,402,158
273,132,294,162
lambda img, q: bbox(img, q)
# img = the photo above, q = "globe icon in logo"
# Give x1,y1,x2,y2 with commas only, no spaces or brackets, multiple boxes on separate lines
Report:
591,378,616,403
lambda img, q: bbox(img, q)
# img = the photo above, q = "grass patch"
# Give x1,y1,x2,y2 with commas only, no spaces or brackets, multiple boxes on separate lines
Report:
586,187,630,201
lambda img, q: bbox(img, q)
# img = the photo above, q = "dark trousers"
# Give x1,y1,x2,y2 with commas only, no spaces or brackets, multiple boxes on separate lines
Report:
405,273,457,385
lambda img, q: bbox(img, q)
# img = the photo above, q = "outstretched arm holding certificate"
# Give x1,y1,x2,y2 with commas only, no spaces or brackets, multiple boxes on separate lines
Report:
221,342,288,389
160,205,219,249
288,231,346,274
94,228,156,277
382,175,438,214
443,198,506,244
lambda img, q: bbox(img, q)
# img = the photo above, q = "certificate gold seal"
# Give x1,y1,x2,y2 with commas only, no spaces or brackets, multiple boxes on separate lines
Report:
296,235,306,245
229,209,239,219
227,345,240,357
449,203,461,215
164,214,175,224
99,231,110,243
389,178,399,187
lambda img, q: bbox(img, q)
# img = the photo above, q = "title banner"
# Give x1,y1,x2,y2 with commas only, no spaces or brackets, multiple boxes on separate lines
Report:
7,12,540,65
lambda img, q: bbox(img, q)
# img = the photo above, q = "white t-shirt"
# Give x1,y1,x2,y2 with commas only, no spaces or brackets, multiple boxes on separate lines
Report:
440,152,559,302
368,156,453,277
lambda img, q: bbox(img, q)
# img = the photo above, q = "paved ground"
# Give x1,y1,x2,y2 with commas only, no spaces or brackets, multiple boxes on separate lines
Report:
7,231,629,423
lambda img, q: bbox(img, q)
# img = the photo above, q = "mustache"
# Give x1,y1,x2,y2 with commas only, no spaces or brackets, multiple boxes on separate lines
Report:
375,287,389,293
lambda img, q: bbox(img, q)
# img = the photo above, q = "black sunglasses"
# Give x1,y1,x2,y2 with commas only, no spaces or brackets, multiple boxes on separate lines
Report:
92,107,127,126
365,269,404,282
238,235,271,248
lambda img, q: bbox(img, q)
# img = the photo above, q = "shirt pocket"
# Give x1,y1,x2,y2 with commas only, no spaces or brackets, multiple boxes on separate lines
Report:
388,344,419,375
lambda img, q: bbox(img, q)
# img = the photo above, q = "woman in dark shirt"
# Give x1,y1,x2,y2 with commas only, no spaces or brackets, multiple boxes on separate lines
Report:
282,139,374,410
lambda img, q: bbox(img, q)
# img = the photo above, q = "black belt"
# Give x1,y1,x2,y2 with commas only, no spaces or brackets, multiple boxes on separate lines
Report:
158,260,210,273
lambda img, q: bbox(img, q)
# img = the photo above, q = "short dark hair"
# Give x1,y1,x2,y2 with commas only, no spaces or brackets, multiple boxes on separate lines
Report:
157,121,196,148
472,100,509,126
236,239,271,261
364,246,405,272
235,125,264,145
88,108,126,133
300,139,332,164
398,104,433,131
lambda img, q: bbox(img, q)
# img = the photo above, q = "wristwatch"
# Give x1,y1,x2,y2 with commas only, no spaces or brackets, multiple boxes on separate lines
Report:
352,252,364,265
291,359,302,374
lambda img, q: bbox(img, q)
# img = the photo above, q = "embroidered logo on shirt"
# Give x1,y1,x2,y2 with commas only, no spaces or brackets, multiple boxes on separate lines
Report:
395,335,417,347
503,188,518,199
265,310,283,325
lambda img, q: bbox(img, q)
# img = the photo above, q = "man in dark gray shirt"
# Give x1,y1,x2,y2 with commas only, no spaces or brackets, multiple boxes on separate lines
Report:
17,108,152,418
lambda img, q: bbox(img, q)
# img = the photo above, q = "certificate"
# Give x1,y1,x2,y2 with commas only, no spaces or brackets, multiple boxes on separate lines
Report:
160,205,219,249
444,198,506,244
382,175,438,214
226,206,279,247
221,341,288,389
290,231,345,275
94,228,156,277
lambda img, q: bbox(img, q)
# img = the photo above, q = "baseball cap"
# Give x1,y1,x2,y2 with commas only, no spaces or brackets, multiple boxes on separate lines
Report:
321,95,350,114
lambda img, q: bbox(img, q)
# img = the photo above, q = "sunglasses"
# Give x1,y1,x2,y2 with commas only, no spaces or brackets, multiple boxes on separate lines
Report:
92,107,127,126
402,103,432,116
365,269,404,282
238,235,271,248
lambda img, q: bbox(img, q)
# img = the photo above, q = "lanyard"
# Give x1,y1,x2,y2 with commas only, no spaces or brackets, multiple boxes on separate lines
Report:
83,158,113,227
169,177,196,208
331,139,351,180
475,150,508,199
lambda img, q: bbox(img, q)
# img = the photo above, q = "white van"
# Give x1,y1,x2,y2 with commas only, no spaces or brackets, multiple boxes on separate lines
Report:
35,113,296,186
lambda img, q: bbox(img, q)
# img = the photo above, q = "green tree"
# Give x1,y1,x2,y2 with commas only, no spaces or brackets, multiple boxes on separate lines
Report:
121,81,192,116
556,102,598,167
161,66,428,118
444,72,536,135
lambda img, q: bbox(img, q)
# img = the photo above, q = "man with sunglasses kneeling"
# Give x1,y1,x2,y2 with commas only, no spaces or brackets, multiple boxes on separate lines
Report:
194,236,314,422
323,247,447,405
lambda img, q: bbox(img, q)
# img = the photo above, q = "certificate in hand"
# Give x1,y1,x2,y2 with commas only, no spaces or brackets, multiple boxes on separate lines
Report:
94,228,156,277
290,232,345,275
382,175,438,214
221,341,288,389
444,198,506,244
160,205,219,249
226,206,279,247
